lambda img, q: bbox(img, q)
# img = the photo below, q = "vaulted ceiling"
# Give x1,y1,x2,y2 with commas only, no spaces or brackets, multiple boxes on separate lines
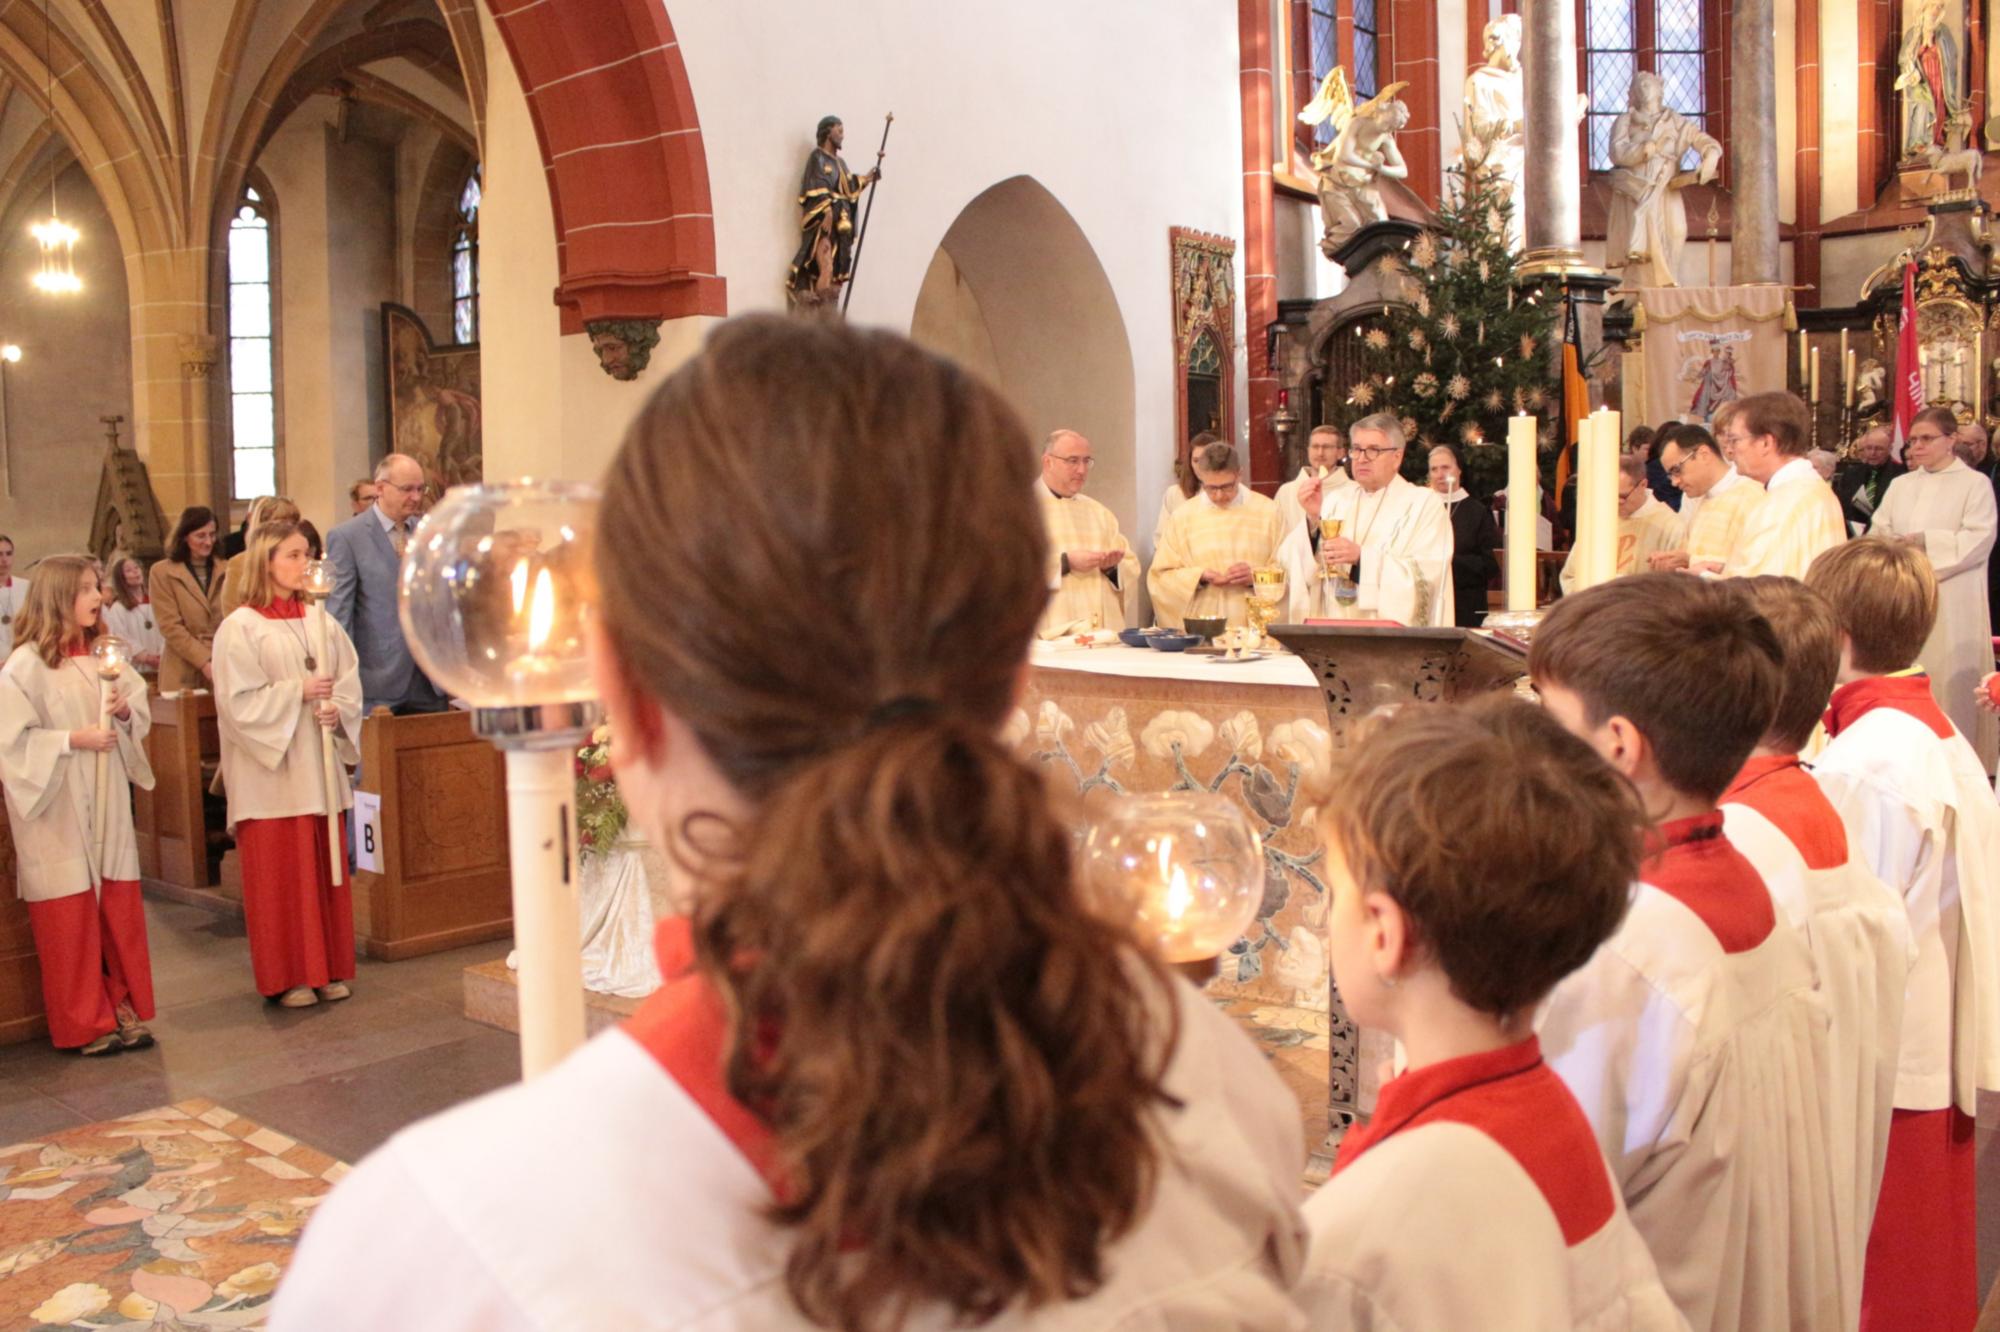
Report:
0,0,481,261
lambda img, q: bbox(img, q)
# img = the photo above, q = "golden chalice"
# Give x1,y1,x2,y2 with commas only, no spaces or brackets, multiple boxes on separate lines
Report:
1246,565,1288,647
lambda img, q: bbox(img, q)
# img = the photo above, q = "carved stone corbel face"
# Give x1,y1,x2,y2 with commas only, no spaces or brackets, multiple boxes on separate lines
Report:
585,318,665,381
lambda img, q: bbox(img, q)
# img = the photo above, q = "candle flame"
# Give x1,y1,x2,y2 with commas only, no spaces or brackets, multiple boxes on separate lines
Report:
510,559,529,615
1163,864,1192,922
528,568,555,651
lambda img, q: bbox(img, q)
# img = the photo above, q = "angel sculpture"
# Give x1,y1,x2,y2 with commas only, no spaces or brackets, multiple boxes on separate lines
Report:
1298,69,1413,256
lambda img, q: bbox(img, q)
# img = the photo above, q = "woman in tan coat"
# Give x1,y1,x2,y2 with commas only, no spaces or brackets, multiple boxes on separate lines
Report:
150,506,228,692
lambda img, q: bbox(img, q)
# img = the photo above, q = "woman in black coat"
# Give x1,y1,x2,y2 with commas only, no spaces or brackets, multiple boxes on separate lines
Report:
1427,444,1500,628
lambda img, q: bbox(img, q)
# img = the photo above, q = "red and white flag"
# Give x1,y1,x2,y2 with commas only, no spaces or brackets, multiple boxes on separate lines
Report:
1892,260,1922,463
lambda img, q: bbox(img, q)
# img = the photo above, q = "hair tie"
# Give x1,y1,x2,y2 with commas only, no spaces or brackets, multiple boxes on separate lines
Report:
865,696,941,731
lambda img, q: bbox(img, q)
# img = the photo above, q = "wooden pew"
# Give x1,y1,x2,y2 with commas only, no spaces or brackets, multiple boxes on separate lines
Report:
0,807,44,1044
352,708,513,960
134,690,230,911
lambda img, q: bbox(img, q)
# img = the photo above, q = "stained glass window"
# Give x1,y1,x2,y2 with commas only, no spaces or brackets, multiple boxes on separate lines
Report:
1352,0,1380,99
1582,0,1711,173
1305,2,1341,148
228,190,277,501
452,168,480,344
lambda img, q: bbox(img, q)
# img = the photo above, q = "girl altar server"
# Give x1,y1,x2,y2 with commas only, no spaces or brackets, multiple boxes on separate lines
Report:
213,521,362,1009
1296,697,1684,1330
273,317,1310,1330
1806,538,2000,1332
102,556,163,675
0,556,155,1055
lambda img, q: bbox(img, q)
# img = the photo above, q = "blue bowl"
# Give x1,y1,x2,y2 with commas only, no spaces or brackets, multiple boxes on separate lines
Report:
1150,633,1200,652
1117,628,1152,648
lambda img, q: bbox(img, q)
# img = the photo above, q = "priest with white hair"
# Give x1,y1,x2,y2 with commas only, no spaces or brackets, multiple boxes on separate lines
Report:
1034,429,1140,637
1279,413,1453,626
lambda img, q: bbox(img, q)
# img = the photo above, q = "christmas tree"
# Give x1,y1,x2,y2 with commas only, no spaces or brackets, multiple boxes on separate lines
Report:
1343,163,1560,498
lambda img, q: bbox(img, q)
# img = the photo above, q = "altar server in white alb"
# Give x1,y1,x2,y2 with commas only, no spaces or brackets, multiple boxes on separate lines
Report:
1559,452,1683,592
0,535,30,661
1034,429,1139,637
1279,412,1453,626
1716,577,1914,1332
1530,574,1839,1332
213,521,363,1010
1296,698,1685,1331
1868,405,1999,770
101,557,164,675
273,317,1311,1332
0,556,155,1056
1274,424,1353,538
1805,538,2000,1332
1147,438,1284,630
1717,392,1847,579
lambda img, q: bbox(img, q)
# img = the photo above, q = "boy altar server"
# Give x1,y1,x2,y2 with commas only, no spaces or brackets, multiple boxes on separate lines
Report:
1719,577,1914,1332
1034,430,1139,637
1279,412,1453,626
1147,439,1282,630
1530,573,1839,1332
1805,538,2000,1332
1297,697,1686,1331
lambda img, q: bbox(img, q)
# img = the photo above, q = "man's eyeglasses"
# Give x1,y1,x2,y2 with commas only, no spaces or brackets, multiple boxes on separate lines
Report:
1049,454,1095,469
1201,483,1240,500
1717,431,1752,450
380,480,425,495
1351,446,1400,461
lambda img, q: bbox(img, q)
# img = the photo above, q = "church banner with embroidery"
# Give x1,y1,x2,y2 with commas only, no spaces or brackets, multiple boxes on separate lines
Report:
1636,286,1788,428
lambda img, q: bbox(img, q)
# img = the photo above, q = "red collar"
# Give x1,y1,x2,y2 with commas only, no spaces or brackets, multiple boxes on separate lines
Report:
1722,756,1849,870
622,919,786,1197
1650,810,1725,855
1824,675,1952,741
1335,1037,1544,1173
254,596,307,621
1721,755,1799,803
1642,810,1774,953
61,642,89,658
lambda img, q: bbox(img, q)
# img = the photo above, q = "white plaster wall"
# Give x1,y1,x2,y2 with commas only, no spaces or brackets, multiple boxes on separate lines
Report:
258,101,398,533
1777,0,1799,227
474,0,1245,532
1438,0,1471,171
1822,230,1912,306
1822,0,1861,221
0,161,133,561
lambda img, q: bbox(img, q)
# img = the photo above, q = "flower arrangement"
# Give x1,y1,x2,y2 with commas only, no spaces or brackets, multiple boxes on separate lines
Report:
574,722,628,860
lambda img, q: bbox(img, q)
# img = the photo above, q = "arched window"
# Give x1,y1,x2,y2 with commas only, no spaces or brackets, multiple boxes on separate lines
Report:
1583,0,1714,173
227,187,278,500
452,167,480,343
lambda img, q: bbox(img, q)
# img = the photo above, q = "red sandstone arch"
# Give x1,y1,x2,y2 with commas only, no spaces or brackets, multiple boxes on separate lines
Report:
484,0,727,333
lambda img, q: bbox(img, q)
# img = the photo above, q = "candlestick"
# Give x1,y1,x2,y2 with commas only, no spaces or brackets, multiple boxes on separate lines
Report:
1845,347,1857,409
1506,414,1537,611
90,636,128,872
1979,334,1987,421
1798,329,1808,384
1810,347,1821,404
312,602,344,887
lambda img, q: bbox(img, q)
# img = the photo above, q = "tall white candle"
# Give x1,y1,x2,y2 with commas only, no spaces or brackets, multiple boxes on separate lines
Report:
1810,347,1821,404
1506,414,1537,611
1577,410,1621,589
1845,347,1857,408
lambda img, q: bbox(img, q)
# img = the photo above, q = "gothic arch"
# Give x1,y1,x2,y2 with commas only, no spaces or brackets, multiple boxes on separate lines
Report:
483,0,726,332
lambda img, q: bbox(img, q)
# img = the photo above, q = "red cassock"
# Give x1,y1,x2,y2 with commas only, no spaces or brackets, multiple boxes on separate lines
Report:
236,813,353,997
25,879,153,1048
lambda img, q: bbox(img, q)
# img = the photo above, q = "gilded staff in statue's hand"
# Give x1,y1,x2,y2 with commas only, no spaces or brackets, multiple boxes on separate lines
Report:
785,113,888,316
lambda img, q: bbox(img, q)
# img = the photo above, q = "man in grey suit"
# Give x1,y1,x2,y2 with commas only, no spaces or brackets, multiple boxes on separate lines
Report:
326,453,447,714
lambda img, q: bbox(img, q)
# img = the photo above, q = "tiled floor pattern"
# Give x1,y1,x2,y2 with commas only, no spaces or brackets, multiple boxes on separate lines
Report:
0,1098,343,1328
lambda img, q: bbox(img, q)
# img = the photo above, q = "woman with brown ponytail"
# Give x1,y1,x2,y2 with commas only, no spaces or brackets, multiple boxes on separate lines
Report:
273,316,1309,1330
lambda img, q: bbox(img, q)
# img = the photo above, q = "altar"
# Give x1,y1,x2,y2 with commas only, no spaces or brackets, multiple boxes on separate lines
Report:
1022,625,1528,1176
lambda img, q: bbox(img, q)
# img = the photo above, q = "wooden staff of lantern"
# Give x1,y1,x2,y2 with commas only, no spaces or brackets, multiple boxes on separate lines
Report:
302,559,344,886
90,636,128,870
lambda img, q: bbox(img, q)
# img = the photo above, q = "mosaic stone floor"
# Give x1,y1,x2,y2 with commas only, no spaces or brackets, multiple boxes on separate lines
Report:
0,1098,344,1329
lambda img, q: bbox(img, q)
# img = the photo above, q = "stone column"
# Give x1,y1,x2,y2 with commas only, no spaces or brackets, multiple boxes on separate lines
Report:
1730,0,1782,283
1519,0,1585,272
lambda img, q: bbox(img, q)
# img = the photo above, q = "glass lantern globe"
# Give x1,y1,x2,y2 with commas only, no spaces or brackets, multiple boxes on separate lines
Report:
302,557,337,601
398,480,601,727
91,634,129,678
1080,792,1264,963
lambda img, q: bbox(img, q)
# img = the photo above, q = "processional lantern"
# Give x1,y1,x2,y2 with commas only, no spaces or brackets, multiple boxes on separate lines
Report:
400,480,601,1077
1081,792,1264,965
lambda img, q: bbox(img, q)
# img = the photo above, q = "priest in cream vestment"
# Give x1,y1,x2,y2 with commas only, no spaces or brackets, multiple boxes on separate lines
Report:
1715,393,1847,579
1033,431,1140,637
1647,425,1766,572
1869,407,1999,767
1147,440,1283,630
1274,425,1353,538
1561,453,1684,592
1277,413,1454,626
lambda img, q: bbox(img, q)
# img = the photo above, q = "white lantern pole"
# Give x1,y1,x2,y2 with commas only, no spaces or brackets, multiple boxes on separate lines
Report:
90,636,129,869
400,481,598,1078
302,559,344,886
